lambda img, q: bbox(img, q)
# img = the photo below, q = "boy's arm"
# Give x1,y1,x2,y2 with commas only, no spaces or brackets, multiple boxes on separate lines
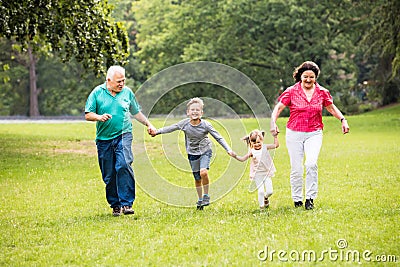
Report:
206,121,232,153
155,119,186,135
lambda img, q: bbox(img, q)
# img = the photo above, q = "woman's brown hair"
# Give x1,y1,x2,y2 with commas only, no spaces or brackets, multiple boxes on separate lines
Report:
293,61,320,82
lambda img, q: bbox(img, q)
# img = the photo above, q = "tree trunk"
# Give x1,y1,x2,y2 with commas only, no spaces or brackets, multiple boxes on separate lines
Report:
28,45,40,117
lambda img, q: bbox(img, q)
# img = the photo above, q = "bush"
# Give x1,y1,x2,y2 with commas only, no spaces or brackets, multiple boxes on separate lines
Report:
358,103,374,113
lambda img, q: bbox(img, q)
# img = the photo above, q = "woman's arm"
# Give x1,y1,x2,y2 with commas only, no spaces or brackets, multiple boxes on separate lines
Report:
270,102,286,136
325,104,350,134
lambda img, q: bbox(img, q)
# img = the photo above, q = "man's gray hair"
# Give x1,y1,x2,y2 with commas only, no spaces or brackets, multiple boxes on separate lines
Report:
106,66,125,80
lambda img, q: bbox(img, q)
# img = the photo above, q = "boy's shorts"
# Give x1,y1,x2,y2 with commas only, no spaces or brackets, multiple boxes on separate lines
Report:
187,150,212,180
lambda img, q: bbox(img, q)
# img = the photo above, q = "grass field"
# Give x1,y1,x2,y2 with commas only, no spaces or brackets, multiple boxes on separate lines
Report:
0,105,399,266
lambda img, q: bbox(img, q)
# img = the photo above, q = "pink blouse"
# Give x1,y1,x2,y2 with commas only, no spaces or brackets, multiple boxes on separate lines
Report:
278,82,333,132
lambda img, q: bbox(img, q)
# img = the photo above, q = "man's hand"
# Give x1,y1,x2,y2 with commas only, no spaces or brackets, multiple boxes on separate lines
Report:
98,114,112,122
147,124,157,137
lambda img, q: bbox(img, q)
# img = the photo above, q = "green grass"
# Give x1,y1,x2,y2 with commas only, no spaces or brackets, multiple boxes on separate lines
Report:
0,105,399,266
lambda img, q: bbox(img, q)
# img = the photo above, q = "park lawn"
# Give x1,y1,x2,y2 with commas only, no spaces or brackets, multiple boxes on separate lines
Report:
0,105,399,266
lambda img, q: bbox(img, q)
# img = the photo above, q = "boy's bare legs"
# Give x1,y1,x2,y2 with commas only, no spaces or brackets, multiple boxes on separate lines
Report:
195,180,203,199
195,169,210,209
200,168,210,206
195,179,203,209
200,168,209,195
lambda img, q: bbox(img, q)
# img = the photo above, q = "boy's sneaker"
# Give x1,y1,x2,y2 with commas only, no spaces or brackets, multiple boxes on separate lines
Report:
202,195,210,206
305,199,314,210
196,199,203,210
122,206,134,215
112,206,121,216
294,201,303,208
264,196,270,208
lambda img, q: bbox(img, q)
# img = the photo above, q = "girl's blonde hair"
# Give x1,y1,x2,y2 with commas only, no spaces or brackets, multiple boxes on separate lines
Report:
187,97,204,110
242,129,265,147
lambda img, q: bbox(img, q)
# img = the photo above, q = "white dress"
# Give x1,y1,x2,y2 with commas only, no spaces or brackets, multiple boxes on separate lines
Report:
250,144,276,185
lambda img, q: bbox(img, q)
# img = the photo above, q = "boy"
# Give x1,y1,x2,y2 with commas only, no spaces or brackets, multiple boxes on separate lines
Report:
152,98,236,209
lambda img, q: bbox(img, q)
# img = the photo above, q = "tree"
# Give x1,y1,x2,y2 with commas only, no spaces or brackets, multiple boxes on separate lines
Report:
108,0,146,89
361,0,400,105
132,0,365,113
363,0,400,80
0,38,29,115
0,0,129,116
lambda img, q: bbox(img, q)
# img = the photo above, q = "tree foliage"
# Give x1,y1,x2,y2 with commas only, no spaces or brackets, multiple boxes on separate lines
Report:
0,0,398,116
0,0,129,116
362,0,400,80
359,0,400,105
1,0,129,74
133,0,368,114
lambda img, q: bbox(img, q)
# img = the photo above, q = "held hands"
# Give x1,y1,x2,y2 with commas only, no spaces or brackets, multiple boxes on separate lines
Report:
147,124,157,137
229,151,249,162
270,122,280,137
145,120,157,137
228,150,237,158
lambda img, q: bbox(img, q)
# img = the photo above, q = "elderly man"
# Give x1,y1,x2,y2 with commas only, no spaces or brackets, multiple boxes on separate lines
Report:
85,66,156,216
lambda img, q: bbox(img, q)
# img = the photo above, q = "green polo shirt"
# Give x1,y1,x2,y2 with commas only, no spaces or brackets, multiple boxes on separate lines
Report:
85,82,141,141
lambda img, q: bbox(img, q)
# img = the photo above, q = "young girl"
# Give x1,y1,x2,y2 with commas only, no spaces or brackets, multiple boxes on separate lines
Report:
234,130,279,210
151,98,236,209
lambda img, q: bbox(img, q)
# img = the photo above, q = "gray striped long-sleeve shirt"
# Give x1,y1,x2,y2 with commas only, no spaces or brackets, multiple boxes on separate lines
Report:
156,118,232,155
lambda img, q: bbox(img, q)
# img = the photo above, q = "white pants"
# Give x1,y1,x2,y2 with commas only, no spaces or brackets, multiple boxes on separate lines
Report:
286,128,323,202
255,175,273,207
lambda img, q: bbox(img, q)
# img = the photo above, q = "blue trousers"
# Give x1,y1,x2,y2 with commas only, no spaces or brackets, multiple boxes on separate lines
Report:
96,132,135,208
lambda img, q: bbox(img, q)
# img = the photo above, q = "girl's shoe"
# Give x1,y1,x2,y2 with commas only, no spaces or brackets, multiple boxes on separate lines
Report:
264,197,270,208
305,199,314,210
294,201,303,207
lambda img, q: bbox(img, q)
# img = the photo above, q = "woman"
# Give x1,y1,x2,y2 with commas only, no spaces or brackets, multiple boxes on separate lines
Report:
270,61,350,210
